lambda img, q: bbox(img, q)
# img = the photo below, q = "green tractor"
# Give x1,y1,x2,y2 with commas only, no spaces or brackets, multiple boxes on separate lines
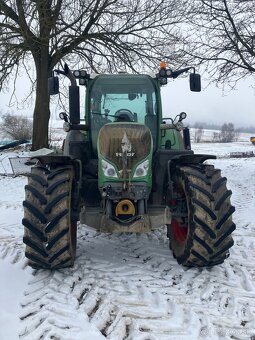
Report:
23,63,235,269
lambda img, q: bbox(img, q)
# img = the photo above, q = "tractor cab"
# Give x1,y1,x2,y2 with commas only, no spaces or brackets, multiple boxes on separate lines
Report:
87,74,159,156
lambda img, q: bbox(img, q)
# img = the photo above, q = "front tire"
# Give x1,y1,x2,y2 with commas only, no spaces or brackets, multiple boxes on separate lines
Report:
23,165,77,269
169,164,236,267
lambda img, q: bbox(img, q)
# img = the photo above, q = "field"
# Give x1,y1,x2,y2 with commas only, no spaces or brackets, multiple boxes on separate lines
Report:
0,140,255,340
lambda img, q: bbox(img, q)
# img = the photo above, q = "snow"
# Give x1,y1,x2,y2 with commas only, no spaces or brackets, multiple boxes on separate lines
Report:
0,178,31,340
0,261,30,340
0,140,255,339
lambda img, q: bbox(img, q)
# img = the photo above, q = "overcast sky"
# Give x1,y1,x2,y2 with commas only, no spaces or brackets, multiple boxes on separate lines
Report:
0,72,254,128
162,76,255,127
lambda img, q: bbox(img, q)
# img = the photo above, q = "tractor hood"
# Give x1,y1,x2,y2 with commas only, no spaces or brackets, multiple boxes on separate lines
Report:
98,123,153,186
98,123,152,170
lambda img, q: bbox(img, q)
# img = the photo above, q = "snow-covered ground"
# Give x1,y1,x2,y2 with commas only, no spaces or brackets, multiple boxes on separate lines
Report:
0,141,255,340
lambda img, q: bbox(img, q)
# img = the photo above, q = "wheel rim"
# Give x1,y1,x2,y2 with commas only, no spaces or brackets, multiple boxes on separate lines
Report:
171,178,189,244
172,218,188,243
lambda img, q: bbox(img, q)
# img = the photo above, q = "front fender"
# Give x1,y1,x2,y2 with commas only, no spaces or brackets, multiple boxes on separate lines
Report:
169,153,216,167
31,154,82,187
167,153,216,196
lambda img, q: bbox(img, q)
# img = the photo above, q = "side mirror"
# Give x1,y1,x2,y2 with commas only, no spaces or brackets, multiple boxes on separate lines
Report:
190,73,201,92
48,76,59,95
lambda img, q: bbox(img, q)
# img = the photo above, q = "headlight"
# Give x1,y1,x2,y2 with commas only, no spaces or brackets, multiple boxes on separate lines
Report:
101,159,118,178
134,159,149,178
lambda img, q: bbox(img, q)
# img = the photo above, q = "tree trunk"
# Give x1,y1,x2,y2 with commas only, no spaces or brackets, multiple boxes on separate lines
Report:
31,47,51,151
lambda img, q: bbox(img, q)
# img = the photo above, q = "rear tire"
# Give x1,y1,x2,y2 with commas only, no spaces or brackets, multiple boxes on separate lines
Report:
169,164,236,267
23,165,77,269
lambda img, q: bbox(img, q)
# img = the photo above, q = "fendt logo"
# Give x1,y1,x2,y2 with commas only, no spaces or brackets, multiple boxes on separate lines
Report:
116,132,135,157
116,152,135,157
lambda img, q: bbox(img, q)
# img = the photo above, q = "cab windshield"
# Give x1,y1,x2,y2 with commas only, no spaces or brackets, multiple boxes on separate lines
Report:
88,74,158,153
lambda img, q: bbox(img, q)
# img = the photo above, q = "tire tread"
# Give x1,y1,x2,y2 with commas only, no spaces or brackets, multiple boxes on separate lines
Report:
23,165,77,269
170,164,235,267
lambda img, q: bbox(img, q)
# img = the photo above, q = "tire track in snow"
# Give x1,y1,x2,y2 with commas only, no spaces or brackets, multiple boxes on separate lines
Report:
0,176,26,267
0,220,26,267
18,226,201,340
18,224,255,340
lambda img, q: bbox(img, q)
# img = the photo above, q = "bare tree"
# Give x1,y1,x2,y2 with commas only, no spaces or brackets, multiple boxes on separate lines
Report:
0,113,33,140
194,123,204,142
219,122,236,142
180,0,255,86
0,0,185,150
212,132,220,143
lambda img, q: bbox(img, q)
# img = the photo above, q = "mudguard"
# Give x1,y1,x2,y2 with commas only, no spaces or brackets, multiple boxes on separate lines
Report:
168,153,216,176
170,153,216,166
31,154,82,187
31,154,76,165
167,153,217,194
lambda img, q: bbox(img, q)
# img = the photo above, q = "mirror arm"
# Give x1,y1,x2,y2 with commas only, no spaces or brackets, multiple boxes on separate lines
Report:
54,63,77,87
171,67,197,79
